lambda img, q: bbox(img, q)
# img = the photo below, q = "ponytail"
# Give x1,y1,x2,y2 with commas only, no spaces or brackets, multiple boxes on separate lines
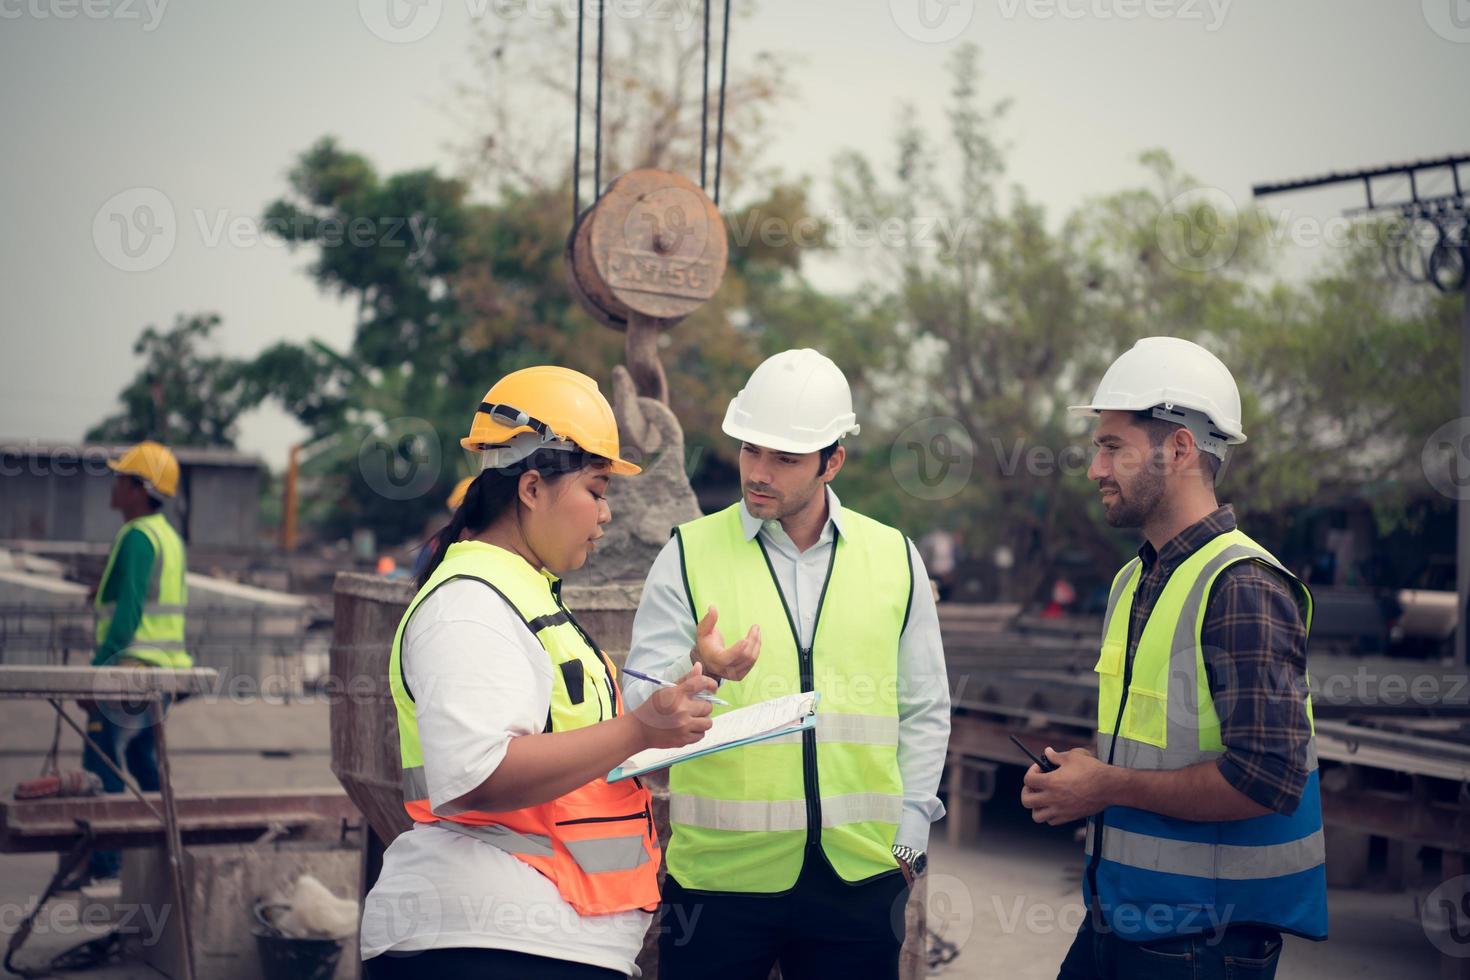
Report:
416,447,595,590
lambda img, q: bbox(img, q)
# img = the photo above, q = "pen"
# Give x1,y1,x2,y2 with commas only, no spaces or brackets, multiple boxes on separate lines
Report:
621,666,728,705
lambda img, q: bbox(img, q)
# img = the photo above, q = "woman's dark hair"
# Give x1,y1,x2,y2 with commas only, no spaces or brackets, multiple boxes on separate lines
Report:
417,447,598,589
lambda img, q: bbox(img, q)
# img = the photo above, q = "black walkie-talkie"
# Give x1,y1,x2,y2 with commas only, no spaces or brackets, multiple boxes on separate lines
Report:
1009,734,1058,773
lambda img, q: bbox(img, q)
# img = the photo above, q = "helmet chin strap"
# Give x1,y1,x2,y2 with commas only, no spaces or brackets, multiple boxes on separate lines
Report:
1150,405,1229,462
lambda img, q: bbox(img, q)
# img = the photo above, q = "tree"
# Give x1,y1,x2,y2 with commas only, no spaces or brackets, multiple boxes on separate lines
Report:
246,9,856,543
86,313,255,448
831,44,1459,602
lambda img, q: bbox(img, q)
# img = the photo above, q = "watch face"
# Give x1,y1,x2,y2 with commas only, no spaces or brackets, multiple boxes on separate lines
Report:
912,852,927,877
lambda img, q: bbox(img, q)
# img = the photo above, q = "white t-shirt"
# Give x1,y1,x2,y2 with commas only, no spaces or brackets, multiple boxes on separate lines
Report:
359,579,651,973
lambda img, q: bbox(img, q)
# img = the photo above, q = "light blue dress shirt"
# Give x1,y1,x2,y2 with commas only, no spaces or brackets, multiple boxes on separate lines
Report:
625,487,951,852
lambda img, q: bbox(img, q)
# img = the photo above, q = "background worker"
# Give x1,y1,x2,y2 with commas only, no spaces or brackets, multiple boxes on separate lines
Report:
1022,337,1327,980
411,474,474,580
75,440,191,886
360,367,715,979
627,348,952,980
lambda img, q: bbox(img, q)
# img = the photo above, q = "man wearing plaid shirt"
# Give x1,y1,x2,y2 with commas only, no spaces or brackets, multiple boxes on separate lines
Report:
1022,338,1327,980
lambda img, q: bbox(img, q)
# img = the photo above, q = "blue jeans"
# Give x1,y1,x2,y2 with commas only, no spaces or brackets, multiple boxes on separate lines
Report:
81,701,165,878
1058,915,1284,980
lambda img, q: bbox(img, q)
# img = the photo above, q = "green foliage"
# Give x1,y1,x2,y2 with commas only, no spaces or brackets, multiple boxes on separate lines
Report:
830,43,1458,600
86,313,254,447
87,31,1458,577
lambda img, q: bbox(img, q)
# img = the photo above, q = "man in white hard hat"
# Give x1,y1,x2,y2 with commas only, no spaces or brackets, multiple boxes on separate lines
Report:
626,349,951,980
1021,338,1326,979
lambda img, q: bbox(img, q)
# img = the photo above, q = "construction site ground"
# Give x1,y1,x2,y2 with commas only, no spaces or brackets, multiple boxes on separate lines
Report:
0,697,1440,978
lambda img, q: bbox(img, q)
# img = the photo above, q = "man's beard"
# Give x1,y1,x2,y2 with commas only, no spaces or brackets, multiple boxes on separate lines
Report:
1102,455,1166,529
746,480,821,520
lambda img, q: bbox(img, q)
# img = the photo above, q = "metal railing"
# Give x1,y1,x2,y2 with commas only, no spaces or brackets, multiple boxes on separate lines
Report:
0,604,327,702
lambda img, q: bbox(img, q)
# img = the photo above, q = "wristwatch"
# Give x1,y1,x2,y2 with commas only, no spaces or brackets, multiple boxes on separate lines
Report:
892,845,927,877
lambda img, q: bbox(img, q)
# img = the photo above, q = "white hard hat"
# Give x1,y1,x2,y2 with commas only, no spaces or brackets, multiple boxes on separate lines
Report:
722,349,860,454
1068,337,1245,458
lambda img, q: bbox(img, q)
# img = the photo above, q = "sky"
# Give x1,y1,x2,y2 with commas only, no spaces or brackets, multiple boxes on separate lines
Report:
1,0,1466,469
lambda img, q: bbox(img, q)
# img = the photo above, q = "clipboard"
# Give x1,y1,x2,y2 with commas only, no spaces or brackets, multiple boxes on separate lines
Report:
608,691,820,783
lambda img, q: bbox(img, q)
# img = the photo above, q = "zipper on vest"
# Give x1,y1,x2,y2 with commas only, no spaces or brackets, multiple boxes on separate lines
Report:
798,646,821,848
554,808,648,826
1086,586,1138,919
754,536,839,852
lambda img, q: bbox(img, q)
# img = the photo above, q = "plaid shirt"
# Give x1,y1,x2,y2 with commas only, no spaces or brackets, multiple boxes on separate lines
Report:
1124,505,1312,815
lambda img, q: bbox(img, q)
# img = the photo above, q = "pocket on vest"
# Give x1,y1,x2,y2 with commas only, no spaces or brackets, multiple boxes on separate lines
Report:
1094,639,1124,677
1121,686,1168,748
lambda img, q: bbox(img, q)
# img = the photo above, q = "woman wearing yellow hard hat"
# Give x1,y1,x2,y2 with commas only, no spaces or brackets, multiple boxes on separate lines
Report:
361,366,716,979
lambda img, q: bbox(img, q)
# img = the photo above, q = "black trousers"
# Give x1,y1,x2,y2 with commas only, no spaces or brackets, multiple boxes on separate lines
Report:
657,847,911,980
364,946,625,979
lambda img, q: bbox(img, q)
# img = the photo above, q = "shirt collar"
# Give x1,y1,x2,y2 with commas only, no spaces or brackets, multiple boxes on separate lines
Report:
737,486,846,542
1138,504,1237,573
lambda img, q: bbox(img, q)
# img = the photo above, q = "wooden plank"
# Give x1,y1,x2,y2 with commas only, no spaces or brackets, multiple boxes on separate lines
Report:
0,665,220,698
0,789,358,853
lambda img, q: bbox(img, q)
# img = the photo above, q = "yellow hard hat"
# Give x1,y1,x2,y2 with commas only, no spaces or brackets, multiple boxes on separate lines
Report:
446,476,473,510
107,440,180,498
461,366,641,476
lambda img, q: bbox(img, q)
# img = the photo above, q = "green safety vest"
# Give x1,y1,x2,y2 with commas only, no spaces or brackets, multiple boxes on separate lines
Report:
391,540,621,816
667,503,912,893
388,541,663,917
95,513,190,669
1086,527,1329,941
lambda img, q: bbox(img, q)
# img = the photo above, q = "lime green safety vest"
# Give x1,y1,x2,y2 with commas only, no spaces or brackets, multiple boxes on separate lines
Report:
1087,527,1329,941
668,503,912,893
390,541,620,813
389,541,664,916
95,513,190,669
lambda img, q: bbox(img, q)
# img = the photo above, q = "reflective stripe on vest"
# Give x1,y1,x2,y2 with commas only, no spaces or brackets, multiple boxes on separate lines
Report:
1085,822,1327,881
1088,528,1329,941
670,792,904,833
435,820,555,857
388,541,661,916
94,513,190,669
668,503,910,894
